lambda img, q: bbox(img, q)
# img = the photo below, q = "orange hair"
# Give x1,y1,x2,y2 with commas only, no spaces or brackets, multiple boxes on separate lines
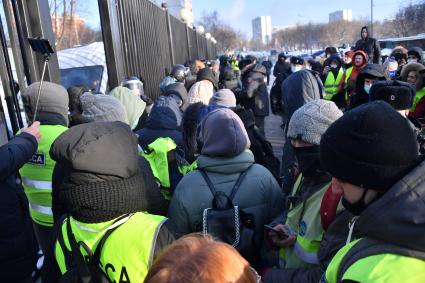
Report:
144,233,258,283
195,59,206,71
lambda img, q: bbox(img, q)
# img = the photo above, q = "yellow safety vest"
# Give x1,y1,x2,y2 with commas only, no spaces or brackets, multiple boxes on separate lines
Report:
19,124,68,226
344,67,353,101
141,137,197,200
279,175,338,269
324,69,344,100
325,238,425,283
410,87,425,113
55,212,167,282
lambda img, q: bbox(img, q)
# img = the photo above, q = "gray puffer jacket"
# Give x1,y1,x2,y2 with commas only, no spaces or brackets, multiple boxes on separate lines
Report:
168,150,284,247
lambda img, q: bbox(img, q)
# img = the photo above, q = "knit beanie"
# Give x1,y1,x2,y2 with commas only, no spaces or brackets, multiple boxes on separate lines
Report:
200,108,250,157
188,80,215,105
369,80,415,110
320,101,420,190
50,121,148,223
209,89,237,108
81,93,129,124
22,81,69,125
287,100,343,145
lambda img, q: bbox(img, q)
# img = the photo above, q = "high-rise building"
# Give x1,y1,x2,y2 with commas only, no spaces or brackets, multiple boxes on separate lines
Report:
150,0,194,27
252,16,272,45
329,9,353,23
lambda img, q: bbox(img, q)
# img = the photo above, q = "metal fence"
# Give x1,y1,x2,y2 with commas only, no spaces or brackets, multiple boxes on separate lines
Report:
115,0,217,100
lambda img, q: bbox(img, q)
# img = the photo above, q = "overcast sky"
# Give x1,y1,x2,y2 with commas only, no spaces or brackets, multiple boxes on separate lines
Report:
192,0,419,38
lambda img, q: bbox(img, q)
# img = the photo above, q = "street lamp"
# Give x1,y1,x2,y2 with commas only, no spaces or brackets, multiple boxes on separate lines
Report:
196,25,205,35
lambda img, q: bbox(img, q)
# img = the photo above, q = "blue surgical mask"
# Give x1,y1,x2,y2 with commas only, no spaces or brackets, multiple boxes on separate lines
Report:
388,70,397,79
364,84,372,94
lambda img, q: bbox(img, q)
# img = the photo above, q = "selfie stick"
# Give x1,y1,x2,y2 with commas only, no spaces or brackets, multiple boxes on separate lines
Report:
32,54,50,124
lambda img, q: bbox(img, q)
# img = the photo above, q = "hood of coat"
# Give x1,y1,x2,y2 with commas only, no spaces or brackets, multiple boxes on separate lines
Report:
199,108,250,157
401,62,425,90
22,81,69,126
109,86,146,130
281,69,323,125
50,121,139,184
197,150,255,174
197,67,218,89
147,96,182,131
360,26,369,39
242,64,267,98
163,82,188,108
355,159,425,252
355,64,388,96
408,47,423,61
353,50,368,68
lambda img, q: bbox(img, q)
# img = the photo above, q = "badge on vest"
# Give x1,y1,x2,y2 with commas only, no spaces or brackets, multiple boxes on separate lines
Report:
299,220,307,237
28,153,46,166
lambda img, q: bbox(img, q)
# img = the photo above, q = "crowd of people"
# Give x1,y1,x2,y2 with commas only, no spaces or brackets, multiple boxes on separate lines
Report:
1,25,425,283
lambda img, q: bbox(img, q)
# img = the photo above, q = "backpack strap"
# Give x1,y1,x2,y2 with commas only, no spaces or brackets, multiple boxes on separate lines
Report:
337,237,425,282
64,214,131,282
199,166,251,201
90,214,132,266
229,166,251,201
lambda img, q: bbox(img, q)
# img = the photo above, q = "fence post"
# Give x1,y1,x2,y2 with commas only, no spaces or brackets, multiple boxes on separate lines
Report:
185,24,190,60
98,0,126,88
162,3,175,66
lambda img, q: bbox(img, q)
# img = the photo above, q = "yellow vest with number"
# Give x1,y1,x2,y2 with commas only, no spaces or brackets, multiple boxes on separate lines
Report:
19,124,68,227
279,175,335,269
324,69,344,100
55,212,167,282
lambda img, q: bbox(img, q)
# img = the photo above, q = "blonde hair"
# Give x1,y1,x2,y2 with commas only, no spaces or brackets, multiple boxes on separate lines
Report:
144,234,257,283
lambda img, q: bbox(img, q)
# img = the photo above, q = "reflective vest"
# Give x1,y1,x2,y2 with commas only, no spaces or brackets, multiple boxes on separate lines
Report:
324,238,425,283
19,124,68,227
141,137,197,199
231,60,240,71
324,69,344,100
344,67,353,101
410,87,425,113
55,212,167,282
279,175,332,269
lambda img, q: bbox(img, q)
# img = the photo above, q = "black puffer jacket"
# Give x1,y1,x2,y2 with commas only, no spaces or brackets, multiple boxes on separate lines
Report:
219,66,240,91
0,133,39,281
349,64,387,109
234,106,281,184
354,26,381,64
240,64,270,117
280,70,323,192
136,96,183,148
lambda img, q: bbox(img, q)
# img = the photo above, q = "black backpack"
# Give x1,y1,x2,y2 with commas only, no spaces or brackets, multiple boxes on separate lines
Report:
200,168,257,263
57,214,130,283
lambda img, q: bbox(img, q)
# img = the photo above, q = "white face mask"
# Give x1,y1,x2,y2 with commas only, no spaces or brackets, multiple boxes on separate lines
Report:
305,65,312,70
344,58,352,64
408,59,417,64
330,64,338,69
291,65,302,73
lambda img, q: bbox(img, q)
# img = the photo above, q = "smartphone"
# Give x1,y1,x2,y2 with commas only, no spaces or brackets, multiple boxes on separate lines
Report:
264,224,289,239
28,37,54,55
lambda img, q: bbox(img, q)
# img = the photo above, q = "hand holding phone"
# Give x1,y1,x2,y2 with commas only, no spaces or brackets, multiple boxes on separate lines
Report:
264,224,288,239
266,224,297,248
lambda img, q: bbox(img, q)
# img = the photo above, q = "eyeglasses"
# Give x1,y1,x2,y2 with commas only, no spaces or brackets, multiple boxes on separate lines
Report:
249,266,262,283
